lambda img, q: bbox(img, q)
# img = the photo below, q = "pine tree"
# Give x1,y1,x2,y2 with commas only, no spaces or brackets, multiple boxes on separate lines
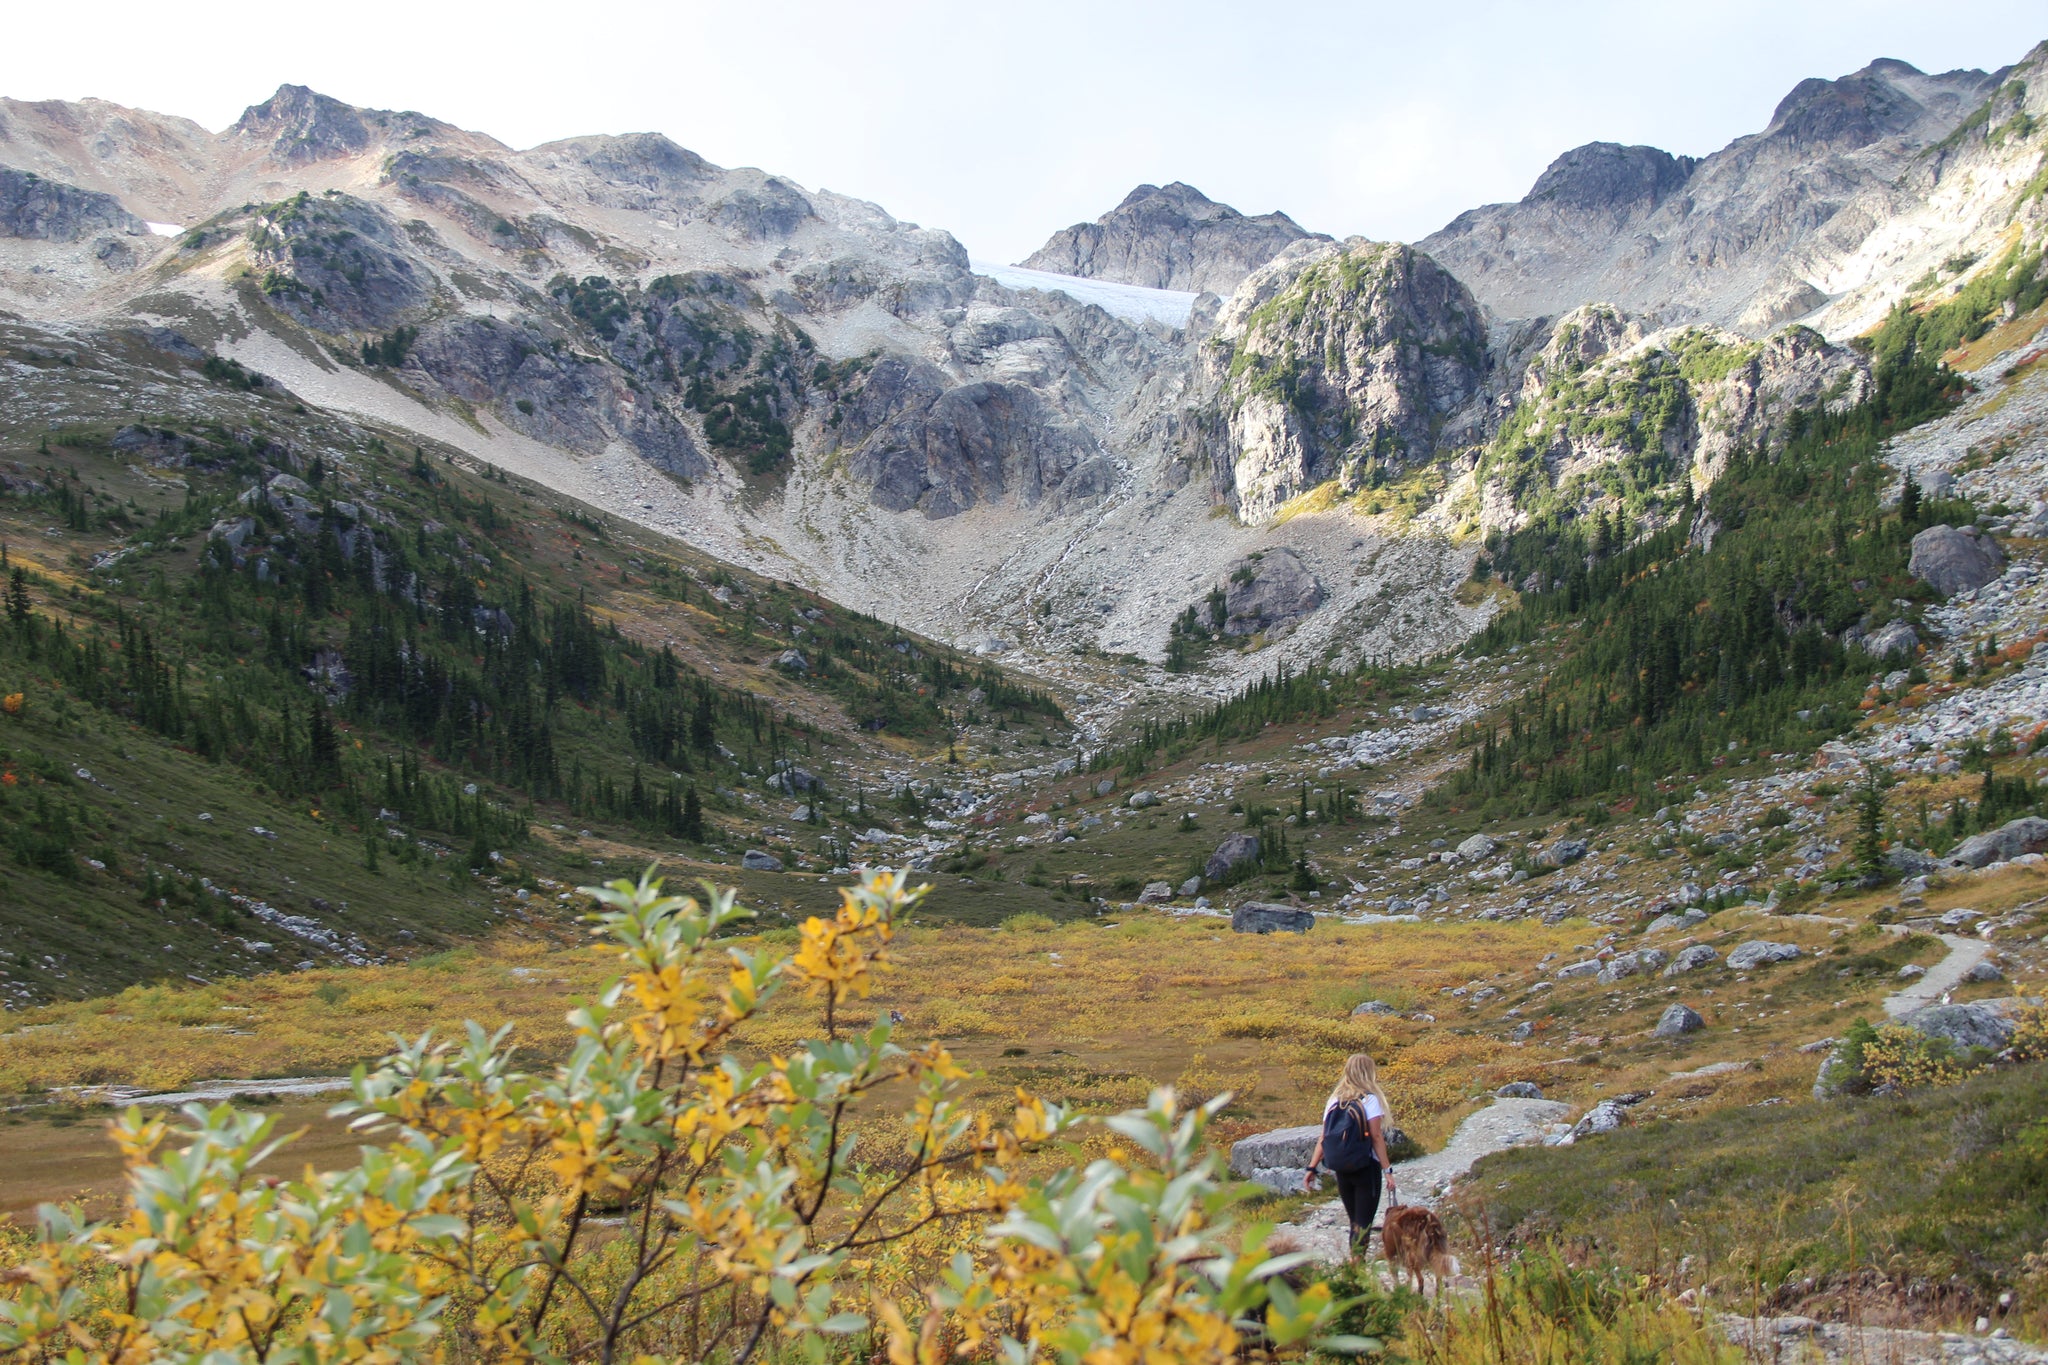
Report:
680,786,705,842
6,567,30,629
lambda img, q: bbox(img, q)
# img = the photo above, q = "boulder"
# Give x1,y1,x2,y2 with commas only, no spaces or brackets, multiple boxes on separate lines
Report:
1645,908,1709,934
1228,1124,1320,1185
741,849,783,872
1565,1099,1630,1140
1945,816,2048,869
1232,902,1314,934
1903,1000,2022,1051
1137,880,1174,904
1662,944,1720,975
1726,940,1801,971
773,649,809,672
1228,1118,1414,1185
1127,790,1160,809
1554,958,1603,980
1885,845,1938,876
767,765,821,795
1456,833,1496,860
1965,961,2005,983
1095,778,1115,797
1598,948,1669,982
1544,837,1589,867
1206,548,1325,638
1654,1003,1705,1038
1856,620,1918,660
1351,1000,1398,1017
1496,1081,1544,1099
1205,831,1261,881
1908,524,2006,598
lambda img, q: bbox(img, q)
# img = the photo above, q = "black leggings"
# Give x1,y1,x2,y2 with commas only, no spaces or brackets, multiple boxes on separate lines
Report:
1334,1162,1384,1254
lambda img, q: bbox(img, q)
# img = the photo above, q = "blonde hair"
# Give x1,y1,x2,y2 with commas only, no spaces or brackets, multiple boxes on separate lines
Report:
1328,1053,1392,1123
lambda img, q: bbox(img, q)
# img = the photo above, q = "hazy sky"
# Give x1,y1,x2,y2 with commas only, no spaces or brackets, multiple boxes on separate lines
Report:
5,1,2041,262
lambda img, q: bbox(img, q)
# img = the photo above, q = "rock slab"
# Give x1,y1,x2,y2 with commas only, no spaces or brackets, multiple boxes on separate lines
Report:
1232,902,1314,934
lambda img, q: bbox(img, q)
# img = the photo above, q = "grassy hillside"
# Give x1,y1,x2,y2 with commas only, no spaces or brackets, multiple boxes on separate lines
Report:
0,321,1070,1003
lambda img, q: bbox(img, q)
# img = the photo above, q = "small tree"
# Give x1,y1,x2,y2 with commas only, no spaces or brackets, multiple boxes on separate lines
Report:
1854,765,1893,880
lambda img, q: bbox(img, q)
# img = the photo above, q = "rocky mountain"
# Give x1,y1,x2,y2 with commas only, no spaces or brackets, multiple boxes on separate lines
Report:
1020,181,1325,295
1,41,2044,707
1420,54,2035,334
1196,239,1486,522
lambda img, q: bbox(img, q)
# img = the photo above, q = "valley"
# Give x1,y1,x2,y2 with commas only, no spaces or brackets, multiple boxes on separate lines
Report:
2,33,2048,1364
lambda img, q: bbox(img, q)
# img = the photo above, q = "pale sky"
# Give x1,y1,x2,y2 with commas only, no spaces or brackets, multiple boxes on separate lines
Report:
5,1,2041,263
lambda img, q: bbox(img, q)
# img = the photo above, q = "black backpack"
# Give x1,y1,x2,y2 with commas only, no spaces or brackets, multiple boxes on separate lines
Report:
1321,1099,1376,1175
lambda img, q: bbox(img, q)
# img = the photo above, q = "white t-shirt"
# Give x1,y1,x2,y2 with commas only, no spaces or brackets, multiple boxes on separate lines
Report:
1324,1093,1387,1124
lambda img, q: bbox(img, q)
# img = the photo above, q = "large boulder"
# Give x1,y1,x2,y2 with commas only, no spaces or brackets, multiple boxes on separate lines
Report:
1228,1117,1415,1191
1662,944,1720,975
1908,524,2006,598
1946,816,2048,869
741,849,783,872
1456,833,1497,861
1902,1000,2023,1051
1654,1003,1705,1038
1726,940,1801,971
1137,881,1174,904
1544,837,1590,867
1205,831,1261,881
1232,902,1314,934
1204,549,1325,638
1855,620,1919,660
1598,948,1669,982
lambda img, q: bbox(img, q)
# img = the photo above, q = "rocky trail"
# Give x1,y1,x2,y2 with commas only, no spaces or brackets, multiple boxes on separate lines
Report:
1884,931,1995,1019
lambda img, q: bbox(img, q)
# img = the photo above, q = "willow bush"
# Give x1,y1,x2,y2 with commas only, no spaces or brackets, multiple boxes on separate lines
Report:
0,870,1349,1364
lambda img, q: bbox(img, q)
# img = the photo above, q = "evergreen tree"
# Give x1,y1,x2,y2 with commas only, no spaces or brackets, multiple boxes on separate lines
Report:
680,786,705,842
6,567,30,630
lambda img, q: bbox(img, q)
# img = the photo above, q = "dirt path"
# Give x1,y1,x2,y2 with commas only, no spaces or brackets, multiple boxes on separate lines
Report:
1270,1097,1571,1262
1883,932,1991,1019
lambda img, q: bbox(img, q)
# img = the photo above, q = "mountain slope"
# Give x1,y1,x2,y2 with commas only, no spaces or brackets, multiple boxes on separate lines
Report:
1420,56,2020,333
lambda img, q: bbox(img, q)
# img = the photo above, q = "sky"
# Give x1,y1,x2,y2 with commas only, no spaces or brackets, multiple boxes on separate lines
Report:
4,1,2042,262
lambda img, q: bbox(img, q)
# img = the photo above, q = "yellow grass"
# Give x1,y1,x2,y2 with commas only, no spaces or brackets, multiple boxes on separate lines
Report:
0,912,1582,1149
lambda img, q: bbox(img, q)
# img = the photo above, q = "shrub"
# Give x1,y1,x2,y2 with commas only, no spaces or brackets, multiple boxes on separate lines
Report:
0,870,1342,1364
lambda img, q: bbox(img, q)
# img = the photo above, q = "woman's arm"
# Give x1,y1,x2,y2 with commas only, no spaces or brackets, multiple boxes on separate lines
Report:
1367,1114,1394,1182
1303,1135,1324,1189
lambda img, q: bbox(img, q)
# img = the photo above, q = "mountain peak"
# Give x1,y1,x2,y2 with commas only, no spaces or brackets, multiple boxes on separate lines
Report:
232,84,374,165
1524,142,1695,214
1021,182,1324,295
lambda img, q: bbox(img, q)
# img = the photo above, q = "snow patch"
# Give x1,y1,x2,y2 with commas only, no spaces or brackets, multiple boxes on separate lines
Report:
972,261,1196,328
145,222,183,237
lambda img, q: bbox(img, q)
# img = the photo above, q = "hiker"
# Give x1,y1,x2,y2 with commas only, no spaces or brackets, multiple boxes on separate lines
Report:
1304,1051,1397,1257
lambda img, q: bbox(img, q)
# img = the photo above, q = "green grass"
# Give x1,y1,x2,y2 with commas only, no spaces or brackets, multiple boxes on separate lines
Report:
1469,1062,2048,1319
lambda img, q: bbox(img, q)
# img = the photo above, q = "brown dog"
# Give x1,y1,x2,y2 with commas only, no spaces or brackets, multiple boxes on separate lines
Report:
1380,1203,1451,1295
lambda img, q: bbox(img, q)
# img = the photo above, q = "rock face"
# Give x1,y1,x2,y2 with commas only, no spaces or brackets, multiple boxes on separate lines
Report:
1205,831,1260,881
1203,548,1324,637
0,167,144,241
1231,902,1314,934
1654,1003,1705,1038
1419,59,2005,332
1946,816,2048,868
1020,182,1325,295
1726,940,1802,971
1909,524,2007,597
1205,239,1484,522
